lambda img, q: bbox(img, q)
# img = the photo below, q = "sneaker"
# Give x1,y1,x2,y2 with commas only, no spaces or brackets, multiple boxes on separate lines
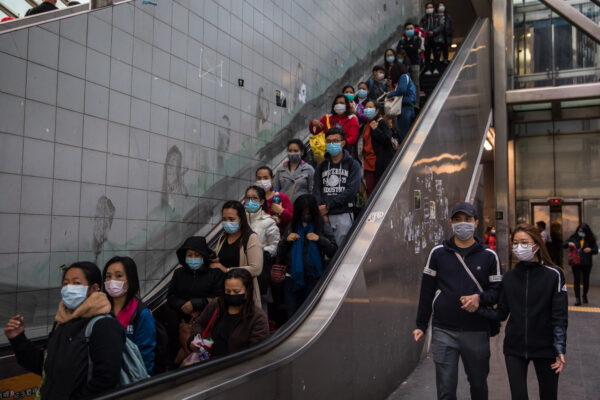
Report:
424,70,432,76
433,69,440,75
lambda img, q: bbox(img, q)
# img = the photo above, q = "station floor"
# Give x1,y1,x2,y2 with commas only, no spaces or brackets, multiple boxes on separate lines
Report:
388,286,600,399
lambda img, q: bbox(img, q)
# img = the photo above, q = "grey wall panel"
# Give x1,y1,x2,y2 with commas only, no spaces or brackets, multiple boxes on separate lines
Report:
0,0,421,344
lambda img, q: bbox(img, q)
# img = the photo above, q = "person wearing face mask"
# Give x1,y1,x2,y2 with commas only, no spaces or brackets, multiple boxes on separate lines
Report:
564,223,598,305
367,65,388,100
421,1,442,75
361,101,397,195
278,195,338,319
168,236,224,365
437,2,454,65
312,127,361,246
255,166,293,233
477,224,568,400
274,139,315,203
188,269,269,358
342,85,359,114
103,256,156,375
483,226,496,250
309,94,359,159
413,202,502,400
383,48,403,88
4,262,125,399
211,201,263,309
354,82,370,124
397,22,423,107
386,62,417,144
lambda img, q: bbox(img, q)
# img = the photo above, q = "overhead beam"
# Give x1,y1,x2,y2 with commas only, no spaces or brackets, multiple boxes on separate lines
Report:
539,0,600,44
506,82,600,104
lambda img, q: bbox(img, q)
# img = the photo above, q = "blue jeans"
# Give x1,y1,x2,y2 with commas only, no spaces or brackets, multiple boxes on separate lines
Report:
396,105,415,145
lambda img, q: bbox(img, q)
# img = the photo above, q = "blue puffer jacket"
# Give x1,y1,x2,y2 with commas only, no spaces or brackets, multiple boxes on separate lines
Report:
416,237,502,332
127,304,156,375
386,73,416,106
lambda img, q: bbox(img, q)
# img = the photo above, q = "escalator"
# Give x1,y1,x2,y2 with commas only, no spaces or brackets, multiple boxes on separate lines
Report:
90,17,493,400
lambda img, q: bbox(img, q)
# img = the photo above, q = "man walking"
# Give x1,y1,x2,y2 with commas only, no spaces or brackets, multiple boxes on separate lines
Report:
413,202,502,400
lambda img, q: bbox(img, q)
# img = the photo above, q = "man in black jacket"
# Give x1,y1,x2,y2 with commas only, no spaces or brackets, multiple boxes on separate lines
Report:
413,202,502,400
397,22,423,107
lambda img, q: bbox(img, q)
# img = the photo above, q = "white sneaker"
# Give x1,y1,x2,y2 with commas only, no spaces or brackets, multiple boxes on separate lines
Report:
424,70,432,76
433,69,440,75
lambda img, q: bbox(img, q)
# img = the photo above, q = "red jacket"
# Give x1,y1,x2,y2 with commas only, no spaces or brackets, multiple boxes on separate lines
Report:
308,114,359,146
267,191,293,233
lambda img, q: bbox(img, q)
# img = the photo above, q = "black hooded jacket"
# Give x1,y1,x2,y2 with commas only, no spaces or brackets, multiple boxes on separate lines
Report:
563,233,598,267
167,237,224,321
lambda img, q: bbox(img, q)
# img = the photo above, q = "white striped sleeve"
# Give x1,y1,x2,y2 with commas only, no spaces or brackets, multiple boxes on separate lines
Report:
423,245,443,277
485,248,503,282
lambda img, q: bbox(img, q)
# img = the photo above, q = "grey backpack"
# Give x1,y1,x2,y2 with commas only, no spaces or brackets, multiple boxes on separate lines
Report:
85,314,150,385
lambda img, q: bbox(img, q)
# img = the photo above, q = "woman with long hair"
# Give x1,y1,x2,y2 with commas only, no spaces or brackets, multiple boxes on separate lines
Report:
564,222,598,305
188,269,269,358
476,224,568,400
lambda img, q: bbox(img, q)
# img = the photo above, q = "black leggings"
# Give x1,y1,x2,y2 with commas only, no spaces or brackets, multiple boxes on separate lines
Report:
572,264,592,299
505,355,559,400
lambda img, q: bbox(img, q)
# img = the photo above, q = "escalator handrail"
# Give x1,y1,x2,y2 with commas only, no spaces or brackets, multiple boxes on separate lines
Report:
95,17,487,399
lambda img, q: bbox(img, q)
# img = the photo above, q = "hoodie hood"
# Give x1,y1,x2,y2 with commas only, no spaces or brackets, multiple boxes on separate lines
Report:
176,236,211,268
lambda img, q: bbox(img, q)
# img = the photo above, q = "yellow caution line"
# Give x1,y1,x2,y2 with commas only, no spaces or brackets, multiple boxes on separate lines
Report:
566,284,573,288
568,306,600,313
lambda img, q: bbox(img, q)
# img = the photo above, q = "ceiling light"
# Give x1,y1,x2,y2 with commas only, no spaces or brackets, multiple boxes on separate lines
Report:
450,43,457,48
484,139,493,151
526,33,532,37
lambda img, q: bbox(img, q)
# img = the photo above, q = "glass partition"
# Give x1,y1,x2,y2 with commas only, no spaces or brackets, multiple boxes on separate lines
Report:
512,0,600,88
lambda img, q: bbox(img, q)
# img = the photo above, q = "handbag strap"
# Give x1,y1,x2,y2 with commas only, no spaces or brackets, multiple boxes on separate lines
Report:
454,253,484,293
202,308,219,339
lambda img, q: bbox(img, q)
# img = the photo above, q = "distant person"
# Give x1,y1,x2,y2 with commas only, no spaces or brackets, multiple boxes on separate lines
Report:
354,82,370,124
103,256,156,375
478,224,568,400
549,221,563,267
413,202,502,400
564,223,598,305
437,2,454,65
397,21,424,106
274,139,315,203
421,1,441,75
5,262,124,398
384,48,403,87
386,64,417,144
278,194,338,318
244,186,280,257
342,85,358,114
361,100,396,195
483,226,496,250
309,95,359,157
255,166,293,233
313,127,361,245
211,201,263,308
367,65,388,100
168,236,224,365
536,220,551,244
188,269,269,358
25,0,57,16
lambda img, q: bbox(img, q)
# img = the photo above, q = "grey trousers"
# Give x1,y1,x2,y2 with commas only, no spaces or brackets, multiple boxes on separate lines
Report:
327,212,354,246
432,327,490,400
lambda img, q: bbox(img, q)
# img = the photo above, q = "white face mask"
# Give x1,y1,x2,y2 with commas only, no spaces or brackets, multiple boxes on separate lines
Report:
512,244,537,262
105,280,127,298
426,8,434,14
255,179,272,191
333,104,346,115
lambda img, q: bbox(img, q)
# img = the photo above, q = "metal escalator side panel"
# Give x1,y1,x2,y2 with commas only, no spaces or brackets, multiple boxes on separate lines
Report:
127,17,494,400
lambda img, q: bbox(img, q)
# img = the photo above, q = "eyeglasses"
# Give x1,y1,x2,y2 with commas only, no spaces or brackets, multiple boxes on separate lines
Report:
326,139,343,144
245,196,260,202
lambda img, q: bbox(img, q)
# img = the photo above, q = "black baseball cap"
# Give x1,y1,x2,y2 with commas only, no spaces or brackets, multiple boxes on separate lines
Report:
451,202,477,219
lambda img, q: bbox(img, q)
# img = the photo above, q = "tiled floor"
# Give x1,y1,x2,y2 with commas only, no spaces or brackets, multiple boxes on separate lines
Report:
388,286,600,399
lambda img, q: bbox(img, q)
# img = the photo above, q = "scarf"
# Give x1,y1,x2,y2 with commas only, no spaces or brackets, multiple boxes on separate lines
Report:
117,297,139,329
55,291,112,324
290,223,323,292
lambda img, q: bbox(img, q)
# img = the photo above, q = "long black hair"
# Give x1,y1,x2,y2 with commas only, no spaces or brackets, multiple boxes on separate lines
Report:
330,94,353,117
384,48,400,70
291,194,324,234
574,223,597,243
62,262,102,287
222,200,253,246
245,185,268,212
396,49,411,74
102,256,141,306
217,268,256,321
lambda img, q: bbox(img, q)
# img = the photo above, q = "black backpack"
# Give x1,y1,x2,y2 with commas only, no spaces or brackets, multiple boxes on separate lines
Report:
131,302,171,375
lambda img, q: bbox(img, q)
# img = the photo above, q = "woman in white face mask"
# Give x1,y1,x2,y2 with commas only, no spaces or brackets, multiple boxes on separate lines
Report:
103,256,156,375
256,166,294,233
4,262,125,398
477,224,568,400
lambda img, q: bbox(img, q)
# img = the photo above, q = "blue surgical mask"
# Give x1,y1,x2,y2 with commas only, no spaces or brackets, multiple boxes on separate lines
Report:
364,107,376,119
578,231,586,238
185,257,204,270
326,143,342,156
386,56,395,63
61,285,89,310
223,221,240,234
406,29,415,37
397,58,404,63
245,200,261,213
357,89,367,99
439,6,446,12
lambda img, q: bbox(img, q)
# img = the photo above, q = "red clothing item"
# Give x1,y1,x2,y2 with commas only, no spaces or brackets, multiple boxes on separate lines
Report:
267,191,293,232
308,113,359,146
116,297,138,329
362,123,376,172
484,234,496,250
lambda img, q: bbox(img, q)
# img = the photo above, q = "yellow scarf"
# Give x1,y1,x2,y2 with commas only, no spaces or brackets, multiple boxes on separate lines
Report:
55,291,112,324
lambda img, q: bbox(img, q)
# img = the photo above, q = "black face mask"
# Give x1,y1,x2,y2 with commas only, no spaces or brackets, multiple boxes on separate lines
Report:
224,293,246,306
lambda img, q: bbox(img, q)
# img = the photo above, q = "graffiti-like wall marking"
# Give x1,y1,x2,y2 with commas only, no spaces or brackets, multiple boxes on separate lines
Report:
198,48,223,87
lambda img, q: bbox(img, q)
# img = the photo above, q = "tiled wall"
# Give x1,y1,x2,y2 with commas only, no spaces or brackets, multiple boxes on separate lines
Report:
0,0,420,341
